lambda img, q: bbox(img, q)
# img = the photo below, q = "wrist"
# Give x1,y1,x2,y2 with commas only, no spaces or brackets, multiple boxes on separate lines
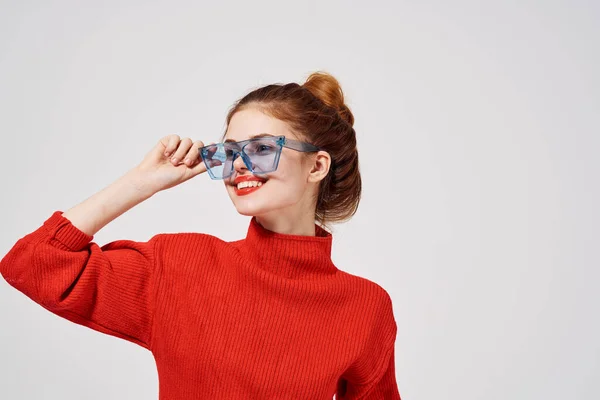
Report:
122,168,157,199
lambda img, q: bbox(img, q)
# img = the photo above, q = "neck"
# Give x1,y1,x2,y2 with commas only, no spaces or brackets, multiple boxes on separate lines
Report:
254,214,318,237
236,216,338,280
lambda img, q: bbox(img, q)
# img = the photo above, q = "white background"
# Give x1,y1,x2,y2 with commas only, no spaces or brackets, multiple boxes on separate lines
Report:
0,0,598,399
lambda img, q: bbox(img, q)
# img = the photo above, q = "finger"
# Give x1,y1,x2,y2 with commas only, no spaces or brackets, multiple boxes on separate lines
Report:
163,134,181,157
188,141,216,176
183,140,205,167
189,156,208,176
170,137,193,165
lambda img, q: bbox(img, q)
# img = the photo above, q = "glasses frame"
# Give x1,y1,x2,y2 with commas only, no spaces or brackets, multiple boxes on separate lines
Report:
199,135,322,180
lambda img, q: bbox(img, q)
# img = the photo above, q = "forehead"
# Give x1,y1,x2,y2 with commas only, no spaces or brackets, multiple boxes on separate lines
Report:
224,107,295,142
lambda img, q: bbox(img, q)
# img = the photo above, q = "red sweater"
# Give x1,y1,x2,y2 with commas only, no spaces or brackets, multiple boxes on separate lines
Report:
0,211,401,399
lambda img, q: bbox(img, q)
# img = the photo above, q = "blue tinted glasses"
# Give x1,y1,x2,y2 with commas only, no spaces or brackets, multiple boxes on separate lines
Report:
199,135,321,180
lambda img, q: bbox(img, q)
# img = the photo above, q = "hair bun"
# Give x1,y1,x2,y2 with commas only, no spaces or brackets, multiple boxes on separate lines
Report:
302,71,354,127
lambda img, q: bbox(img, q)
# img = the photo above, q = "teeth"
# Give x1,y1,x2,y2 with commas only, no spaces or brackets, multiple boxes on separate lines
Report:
237,180,264,190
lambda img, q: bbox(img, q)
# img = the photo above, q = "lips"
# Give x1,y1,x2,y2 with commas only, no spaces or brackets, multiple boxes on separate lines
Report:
233,175,267,185
232,174,267,196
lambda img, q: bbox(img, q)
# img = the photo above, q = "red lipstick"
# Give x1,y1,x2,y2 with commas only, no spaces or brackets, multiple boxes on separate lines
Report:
233,175,267,196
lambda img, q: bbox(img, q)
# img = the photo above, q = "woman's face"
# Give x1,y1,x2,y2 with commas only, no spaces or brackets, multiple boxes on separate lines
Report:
222,107,326,218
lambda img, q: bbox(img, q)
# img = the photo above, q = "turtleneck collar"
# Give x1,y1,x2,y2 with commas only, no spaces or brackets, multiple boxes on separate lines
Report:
236,216,338,280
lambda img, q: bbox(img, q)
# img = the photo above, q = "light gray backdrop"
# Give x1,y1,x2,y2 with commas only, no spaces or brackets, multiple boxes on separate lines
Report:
0,0,598,399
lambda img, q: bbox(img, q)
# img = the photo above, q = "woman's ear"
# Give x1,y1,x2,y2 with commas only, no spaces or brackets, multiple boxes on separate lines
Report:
307,150,331,183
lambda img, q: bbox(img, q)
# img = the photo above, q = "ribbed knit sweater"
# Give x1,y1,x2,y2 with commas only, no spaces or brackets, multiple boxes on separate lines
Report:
0,211,401,399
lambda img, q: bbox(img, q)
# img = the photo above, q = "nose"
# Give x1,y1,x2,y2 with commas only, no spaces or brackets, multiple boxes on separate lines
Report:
233,152,249,173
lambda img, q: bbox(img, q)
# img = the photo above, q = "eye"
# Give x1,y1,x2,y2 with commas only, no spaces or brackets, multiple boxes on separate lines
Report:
224,148,235,157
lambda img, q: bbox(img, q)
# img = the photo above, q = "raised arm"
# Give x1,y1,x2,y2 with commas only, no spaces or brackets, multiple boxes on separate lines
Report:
0,170,160,348
0,134,208,349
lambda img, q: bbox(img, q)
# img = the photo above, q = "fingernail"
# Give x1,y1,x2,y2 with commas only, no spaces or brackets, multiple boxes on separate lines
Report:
184,158,191,165
171,157,178,163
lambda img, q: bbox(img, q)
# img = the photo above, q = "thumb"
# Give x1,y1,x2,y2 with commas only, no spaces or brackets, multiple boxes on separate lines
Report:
189,142,215,177
189,156,208,177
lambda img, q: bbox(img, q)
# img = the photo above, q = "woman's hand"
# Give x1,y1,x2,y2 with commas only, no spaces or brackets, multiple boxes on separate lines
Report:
131,134,212,196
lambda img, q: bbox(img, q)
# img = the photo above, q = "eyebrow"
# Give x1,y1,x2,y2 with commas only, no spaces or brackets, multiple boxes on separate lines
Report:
224,133,275,143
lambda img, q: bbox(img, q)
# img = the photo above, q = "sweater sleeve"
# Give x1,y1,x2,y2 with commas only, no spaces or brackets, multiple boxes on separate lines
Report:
0,211,161,350
336,292,401,399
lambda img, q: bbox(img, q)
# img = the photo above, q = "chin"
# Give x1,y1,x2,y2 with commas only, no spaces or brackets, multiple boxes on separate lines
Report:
229,196,286,218
226,182,297,217
235,208,260,217
233,204,271,217
226,187,264,216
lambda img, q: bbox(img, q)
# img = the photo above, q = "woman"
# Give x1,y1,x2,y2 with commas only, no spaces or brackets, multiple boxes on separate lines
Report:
0,71,401,399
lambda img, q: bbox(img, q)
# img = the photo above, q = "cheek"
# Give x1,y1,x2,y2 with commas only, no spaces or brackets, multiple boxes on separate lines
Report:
272,161,307,190
276,154,308,178
268,174,309,206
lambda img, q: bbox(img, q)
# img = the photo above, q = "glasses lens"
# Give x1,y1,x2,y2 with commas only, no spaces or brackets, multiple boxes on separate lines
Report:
202,144,234,179
201,138,282,179
243,138,280,173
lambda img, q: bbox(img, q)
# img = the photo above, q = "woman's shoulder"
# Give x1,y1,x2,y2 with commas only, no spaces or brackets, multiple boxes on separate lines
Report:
335,268,393,302
150,231,235,259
